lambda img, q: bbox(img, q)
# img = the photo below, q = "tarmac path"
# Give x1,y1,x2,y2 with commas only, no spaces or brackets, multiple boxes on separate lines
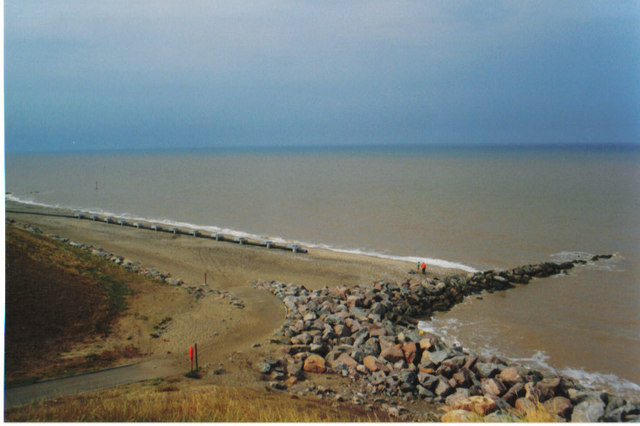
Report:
4,359,182,410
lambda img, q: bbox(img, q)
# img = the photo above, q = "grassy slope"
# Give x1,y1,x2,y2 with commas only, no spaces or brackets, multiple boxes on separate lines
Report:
4,225,394,422
4,226,141,384
4,378,391,422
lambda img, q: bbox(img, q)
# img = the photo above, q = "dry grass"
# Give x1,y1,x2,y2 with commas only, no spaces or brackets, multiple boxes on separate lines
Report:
516,400,562,423
5,379,384,422
440,399,561,423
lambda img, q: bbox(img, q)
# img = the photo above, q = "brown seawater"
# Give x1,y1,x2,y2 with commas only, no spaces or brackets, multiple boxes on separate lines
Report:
6,145,640,399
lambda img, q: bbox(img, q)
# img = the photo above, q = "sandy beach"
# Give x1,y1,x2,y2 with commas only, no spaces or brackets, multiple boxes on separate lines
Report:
7,198,640,422
5,200,460,388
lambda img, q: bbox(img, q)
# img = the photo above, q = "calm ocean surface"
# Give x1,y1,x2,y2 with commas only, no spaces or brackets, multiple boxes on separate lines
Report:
5,146,640,399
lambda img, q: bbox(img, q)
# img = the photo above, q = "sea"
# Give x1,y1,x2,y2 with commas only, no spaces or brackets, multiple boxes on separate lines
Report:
4,144,640,400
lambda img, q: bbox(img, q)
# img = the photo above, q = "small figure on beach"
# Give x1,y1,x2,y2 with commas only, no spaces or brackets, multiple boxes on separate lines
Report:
420,262,426,275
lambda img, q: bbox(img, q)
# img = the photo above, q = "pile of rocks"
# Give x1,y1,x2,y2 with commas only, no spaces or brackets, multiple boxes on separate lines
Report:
253,273,638,422
406,257,613,316
8,219,43,234
79,239,244,306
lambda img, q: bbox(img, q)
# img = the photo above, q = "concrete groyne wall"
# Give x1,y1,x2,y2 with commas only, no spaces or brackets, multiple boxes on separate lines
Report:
6,209,307,254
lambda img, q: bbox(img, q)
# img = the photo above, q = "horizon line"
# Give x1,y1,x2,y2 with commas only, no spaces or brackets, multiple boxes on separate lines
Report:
5,141,640,155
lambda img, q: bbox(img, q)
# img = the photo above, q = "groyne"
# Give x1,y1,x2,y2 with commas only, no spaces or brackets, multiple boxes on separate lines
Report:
6,209,308,254
253,255,639,422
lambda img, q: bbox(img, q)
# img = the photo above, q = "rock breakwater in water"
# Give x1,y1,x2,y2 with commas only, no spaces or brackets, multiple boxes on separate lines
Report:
254,256,639,422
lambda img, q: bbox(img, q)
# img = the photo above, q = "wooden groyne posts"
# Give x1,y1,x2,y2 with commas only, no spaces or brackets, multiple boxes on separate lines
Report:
72,212,308,254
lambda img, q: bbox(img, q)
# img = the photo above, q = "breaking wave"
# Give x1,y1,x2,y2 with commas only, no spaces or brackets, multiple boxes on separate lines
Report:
5,193,478,273
418,320,640,401
550,251,625,272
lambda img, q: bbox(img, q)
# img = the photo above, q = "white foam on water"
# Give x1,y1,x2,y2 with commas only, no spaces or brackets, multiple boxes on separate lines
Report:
7,193,279,242
418,318,640,401
305,244,478,273
560,368,640,398
6,193,65,210
550,251,595,262
510,350,556,373
6,194,479,273
417,319,463,347
550,251,625,272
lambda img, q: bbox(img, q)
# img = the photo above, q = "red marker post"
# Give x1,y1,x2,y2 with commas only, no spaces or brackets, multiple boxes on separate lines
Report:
189,345,194,371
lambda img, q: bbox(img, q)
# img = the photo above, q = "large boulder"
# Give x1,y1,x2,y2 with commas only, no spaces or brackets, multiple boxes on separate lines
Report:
543,396,573,419
416,384,435,399
303,354,326,374
286,361,304,379
515,397,536,412
452,368,475,388
567,388,606,404
453,395,499,416
474,362,500,378
442,355,466,370
362,338,381,356
535,377,561,401
291,332,313,345
571,397,605,423
398,370,418,392
380,346,404,363
481,378,507,397
362,355,390,373
349,306,368,319
346,295,364,308
604,402,640,422
435,376,454,397
417,372,439,390
483,412,520,422
378,335,397,353
502,383,525,405
369,327,387,337
418,336,437,352
427,349,451,365
446,388,471,407
370,302,388,316
524,382,541,401
401,342,419,364
334,352,358,369
333,324,351,337
352,328,370,347
498,366,524,386
309,343,330,356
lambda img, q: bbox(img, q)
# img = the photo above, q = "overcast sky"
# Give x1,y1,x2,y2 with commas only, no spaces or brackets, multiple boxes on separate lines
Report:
5,1,640,152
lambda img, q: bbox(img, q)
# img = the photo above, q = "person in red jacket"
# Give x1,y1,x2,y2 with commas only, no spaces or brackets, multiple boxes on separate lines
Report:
420,262,426,275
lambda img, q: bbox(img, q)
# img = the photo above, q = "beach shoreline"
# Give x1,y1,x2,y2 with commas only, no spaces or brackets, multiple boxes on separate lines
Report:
5,192,480,274
4,198,456,420
5,199,466,289
5,199,640,421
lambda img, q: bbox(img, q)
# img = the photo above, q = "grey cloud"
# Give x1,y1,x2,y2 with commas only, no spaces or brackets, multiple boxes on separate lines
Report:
5,0,639,151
